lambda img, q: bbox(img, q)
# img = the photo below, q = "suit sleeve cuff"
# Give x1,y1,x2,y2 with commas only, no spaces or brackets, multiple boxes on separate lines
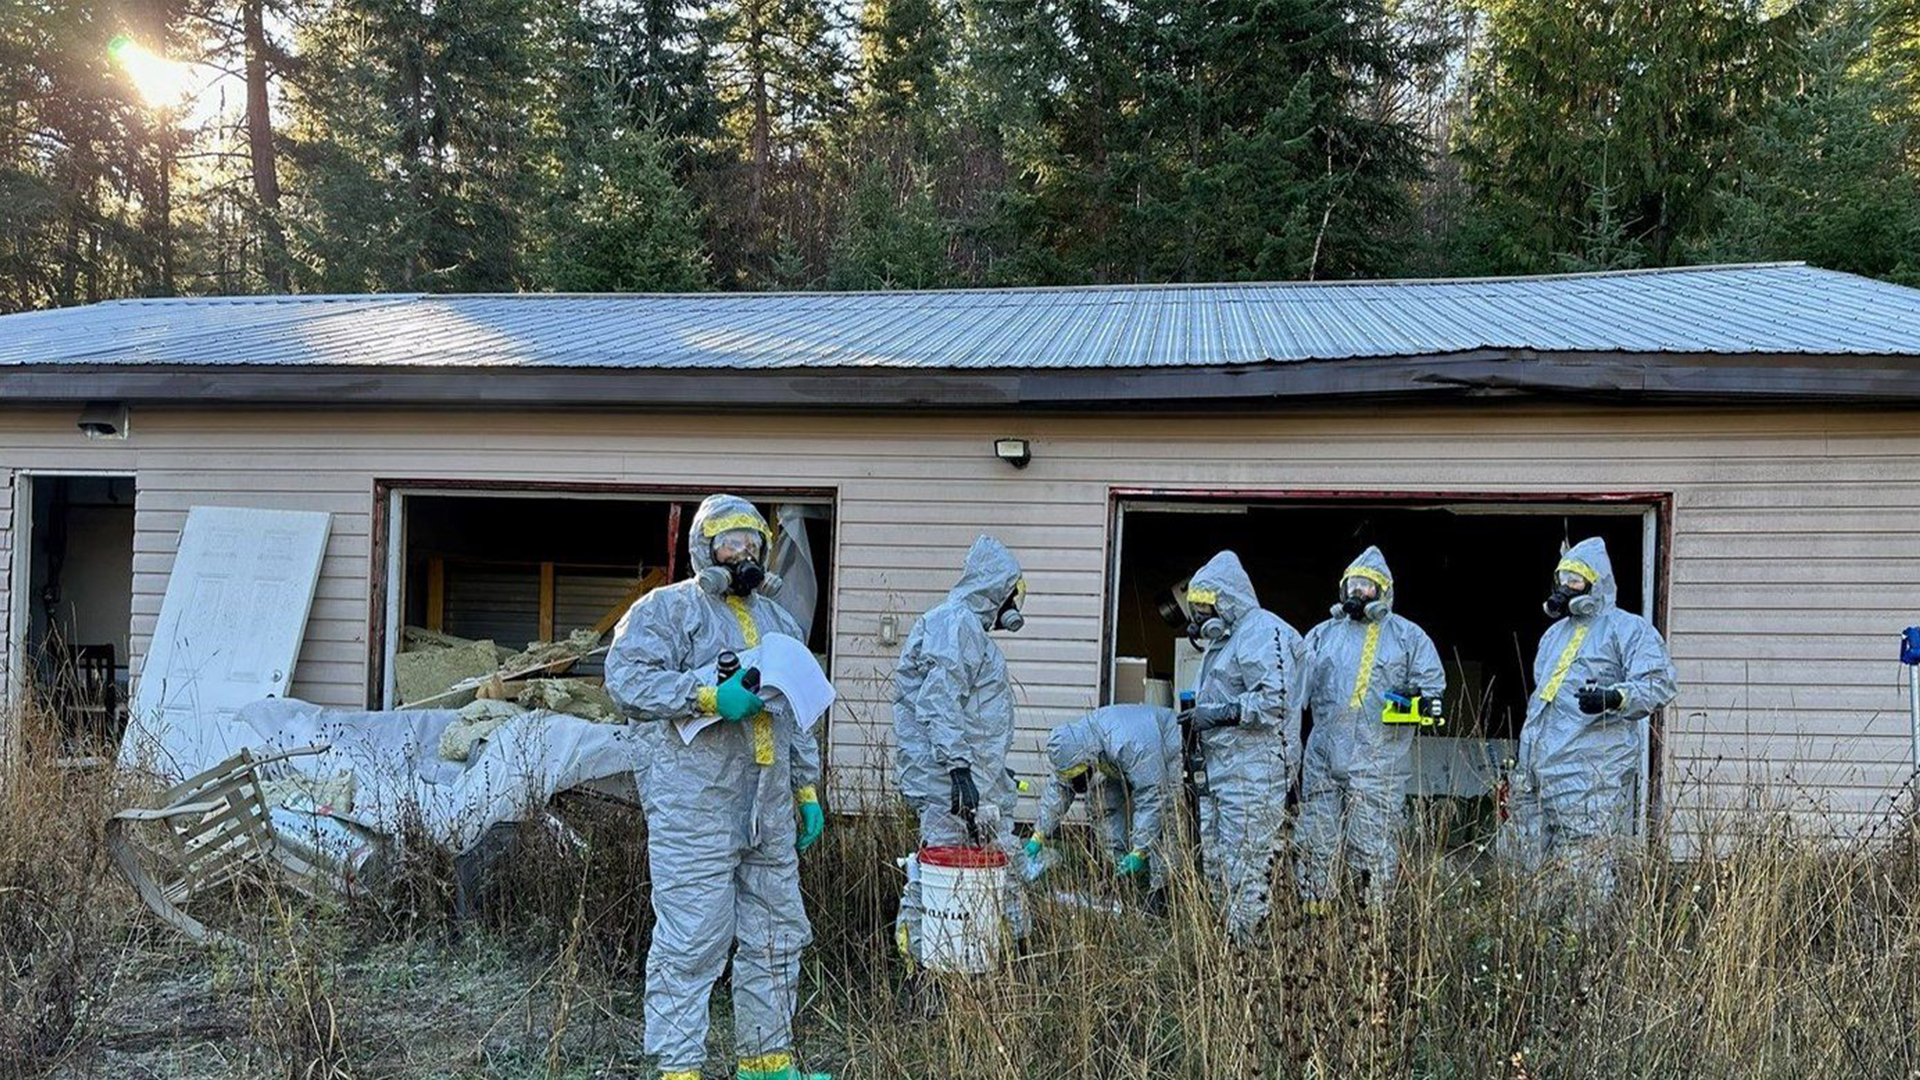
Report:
696,685,718,715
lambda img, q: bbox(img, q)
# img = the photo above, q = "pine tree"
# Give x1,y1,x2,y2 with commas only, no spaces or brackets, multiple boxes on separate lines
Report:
829,0,959,288
1455,0,1809,272
0,2,187,310
284,0,568,292
540,114,711,291
1698,2,1920,282
978,0,1439,284
585,0,722,148
826,160,950,288
855,0,949,147
705,0,849,285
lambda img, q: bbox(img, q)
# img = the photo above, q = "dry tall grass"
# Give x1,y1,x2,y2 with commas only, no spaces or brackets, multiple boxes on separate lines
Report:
3,703,1916,1079
793,793,1920,1079
0,704,136,1079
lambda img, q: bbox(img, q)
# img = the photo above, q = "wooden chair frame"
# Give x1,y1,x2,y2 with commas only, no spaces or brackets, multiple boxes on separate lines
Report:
107,744,334,945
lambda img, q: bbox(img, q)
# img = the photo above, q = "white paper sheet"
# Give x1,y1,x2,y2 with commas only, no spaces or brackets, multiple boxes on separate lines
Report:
675,632,835,746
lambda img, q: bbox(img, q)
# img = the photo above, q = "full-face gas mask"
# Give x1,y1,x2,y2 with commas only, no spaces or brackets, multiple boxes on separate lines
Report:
1334,573,1391,622
1544,567,1600,619
994,577,1027,632
1185,591,1228,648
697,526,774,597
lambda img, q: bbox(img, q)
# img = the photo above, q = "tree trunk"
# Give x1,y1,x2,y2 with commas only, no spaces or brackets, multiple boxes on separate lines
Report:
244,0,290,292
157,119,175,295
747,25,771,231
58,184,81,306
404,38,426,289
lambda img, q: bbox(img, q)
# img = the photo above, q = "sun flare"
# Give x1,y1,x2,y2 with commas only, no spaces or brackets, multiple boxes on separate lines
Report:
107,35,194,108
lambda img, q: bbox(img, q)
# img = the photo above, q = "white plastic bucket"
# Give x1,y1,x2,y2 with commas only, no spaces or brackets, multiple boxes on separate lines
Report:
916,845,1009,973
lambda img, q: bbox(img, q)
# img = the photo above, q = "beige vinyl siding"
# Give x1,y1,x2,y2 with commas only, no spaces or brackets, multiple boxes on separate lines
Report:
0,469,11,695
4,405,1918,832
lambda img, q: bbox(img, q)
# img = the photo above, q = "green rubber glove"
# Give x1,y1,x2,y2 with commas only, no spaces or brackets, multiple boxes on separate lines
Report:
797,798,825,853
1116,850,1148,877
1023,836,1044,859
716,668,765,721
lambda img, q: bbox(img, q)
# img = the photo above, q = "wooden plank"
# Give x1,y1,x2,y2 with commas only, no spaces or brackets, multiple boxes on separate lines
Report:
174,840,259,896
537,560,555,641
175,845,260,898
426,556,445,631
176,790,273,891
156,754,259,806
177,800,264,846
589,568,667,636
177,829,253,879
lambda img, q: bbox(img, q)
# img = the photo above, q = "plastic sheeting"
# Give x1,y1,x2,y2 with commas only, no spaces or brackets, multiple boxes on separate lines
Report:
771,503,826,635
122,697,641,853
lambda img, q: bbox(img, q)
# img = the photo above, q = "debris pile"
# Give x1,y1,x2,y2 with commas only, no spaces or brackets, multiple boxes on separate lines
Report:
395,633,505,709
438,698,528,762
501,628,604,674
398,626,624,759
513,678,621,722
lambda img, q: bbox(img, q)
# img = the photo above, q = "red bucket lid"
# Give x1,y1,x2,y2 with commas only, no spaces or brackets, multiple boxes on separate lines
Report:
919,844,1009,869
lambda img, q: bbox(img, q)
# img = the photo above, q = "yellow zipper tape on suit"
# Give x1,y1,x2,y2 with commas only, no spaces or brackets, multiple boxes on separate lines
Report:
726,595,776,766
1537,624,1591,703
1349,620,1383,711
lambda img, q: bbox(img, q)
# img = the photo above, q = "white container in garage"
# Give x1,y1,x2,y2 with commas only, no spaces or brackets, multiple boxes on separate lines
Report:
1113,656,1149,703
1172,638,1206,700
1144,678,1174,708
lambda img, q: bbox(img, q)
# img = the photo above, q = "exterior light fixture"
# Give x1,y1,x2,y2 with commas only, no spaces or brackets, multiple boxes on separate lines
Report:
994,438,1031,469
78,401,129,440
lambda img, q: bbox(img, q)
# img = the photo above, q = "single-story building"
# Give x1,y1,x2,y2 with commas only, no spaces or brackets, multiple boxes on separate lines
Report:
3,261,1918,841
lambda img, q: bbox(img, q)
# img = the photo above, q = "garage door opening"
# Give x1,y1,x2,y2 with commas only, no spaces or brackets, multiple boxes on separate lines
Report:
8,473,135,756
1106,492,1664,822
373,486,835,709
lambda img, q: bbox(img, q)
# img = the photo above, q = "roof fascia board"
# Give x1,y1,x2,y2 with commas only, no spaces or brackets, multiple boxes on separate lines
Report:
3,350,1919,408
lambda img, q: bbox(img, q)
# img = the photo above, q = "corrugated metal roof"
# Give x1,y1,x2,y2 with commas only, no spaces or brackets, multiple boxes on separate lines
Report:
1,262,1916,371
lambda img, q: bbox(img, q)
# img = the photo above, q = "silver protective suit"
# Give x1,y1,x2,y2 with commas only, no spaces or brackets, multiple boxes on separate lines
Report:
604,494,821,1073
1186,550,1306,942
1034,703,1182,887
1295,546,1447,906
1501,536,1678,905
892,535,1027,959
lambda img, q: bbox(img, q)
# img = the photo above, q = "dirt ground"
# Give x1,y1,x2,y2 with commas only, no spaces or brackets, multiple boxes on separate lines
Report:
44,928,653,1080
